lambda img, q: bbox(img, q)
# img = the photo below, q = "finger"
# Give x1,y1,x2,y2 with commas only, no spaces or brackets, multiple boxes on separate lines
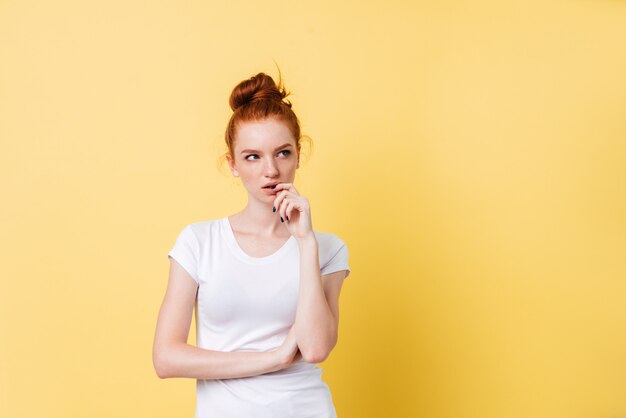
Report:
283,195,303,222
274,182,299,195
279,196,291,222
273,190,287,214
274,190,295,215
285,200,295,222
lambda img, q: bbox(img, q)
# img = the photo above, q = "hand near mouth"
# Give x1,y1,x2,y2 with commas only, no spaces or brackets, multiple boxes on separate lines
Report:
271,182,314,241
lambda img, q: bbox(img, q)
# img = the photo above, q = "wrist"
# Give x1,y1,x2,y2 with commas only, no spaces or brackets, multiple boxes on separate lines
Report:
296,233,317,247
268,350,285,372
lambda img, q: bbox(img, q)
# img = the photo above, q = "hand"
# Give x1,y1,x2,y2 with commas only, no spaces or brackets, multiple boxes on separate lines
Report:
273,325,303,368
272,182,314,241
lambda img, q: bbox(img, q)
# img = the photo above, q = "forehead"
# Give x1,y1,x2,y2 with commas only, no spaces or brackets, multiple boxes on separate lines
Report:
234,118,295,151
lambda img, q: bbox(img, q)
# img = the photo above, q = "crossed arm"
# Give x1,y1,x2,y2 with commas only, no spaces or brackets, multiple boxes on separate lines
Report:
152,247,347,379
152,259,283,379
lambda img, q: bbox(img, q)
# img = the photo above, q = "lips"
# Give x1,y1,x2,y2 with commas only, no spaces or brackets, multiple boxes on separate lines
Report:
262,183,279,189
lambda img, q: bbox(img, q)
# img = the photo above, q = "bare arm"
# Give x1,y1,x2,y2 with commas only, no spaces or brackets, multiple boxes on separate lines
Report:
294,235,347,363
152,257,300,379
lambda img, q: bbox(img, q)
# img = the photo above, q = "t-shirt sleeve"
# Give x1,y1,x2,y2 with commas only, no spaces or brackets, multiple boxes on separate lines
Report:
167,225,200,285
320,236,351,279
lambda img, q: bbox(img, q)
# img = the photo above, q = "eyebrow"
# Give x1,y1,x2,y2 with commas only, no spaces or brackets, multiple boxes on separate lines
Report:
240,143,293,154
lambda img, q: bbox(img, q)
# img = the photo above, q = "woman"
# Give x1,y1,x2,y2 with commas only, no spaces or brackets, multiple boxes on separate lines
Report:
152,71,351,417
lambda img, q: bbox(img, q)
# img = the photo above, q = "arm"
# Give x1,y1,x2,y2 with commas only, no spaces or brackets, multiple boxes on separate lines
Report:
294,235,348,363
152,258,290,379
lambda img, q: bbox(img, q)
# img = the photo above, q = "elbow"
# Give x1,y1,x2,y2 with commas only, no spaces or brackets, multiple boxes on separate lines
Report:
154,363,169,379
153,347,173,379
302,351,328,364
153,356,169,379
301,344,333,364
301,330,338,364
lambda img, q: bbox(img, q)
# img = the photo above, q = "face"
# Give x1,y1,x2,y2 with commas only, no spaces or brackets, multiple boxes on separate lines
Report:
227,118,300,201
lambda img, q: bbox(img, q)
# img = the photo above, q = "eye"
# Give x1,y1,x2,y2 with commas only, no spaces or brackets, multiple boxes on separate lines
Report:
245,150,290,161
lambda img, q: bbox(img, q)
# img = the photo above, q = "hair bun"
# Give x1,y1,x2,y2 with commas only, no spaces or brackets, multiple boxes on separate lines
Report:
229,72,292,111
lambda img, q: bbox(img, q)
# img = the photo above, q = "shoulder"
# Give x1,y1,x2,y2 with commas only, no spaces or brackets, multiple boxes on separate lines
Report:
314,229,350,278
176,218,223,246
186,218,221,235
314,231,346,251
314,230,349,262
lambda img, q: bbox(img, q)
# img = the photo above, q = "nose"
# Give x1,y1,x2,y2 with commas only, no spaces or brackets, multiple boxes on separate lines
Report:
264,158,279,177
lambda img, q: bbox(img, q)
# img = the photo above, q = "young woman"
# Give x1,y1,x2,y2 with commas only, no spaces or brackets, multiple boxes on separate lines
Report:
152,72,351,417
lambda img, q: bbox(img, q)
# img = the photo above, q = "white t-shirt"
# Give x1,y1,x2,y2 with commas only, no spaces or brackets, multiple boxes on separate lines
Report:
167,216,351,418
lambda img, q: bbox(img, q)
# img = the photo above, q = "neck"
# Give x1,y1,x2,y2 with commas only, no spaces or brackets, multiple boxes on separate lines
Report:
231,195,289,237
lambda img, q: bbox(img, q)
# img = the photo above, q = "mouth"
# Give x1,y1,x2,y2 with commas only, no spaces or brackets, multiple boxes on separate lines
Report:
262,183,279,189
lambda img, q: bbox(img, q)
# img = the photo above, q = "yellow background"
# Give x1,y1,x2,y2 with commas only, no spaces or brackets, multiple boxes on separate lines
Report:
1,1,625,417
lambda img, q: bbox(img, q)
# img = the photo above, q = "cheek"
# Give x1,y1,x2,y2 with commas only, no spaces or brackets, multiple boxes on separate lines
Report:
282,157,298,168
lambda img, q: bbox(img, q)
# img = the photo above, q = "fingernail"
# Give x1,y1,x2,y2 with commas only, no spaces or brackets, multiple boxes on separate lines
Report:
286,215,289,221
271,185,277,189
273,206,276,212
280,217,284,223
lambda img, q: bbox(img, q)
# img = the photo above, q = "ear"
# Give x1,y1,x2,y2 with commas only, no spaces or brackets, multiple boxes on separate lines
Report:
226,154,240,177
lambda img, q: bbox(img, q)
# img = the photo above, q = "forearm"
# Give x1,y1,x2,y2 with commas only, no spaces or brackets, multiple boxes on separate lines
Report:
154,342,282,380
294,235,337,362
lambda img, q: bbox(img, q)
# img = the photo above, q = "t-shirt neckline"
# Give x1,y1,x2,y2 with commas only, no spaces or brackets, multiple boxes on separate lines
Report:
221,217,296,265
